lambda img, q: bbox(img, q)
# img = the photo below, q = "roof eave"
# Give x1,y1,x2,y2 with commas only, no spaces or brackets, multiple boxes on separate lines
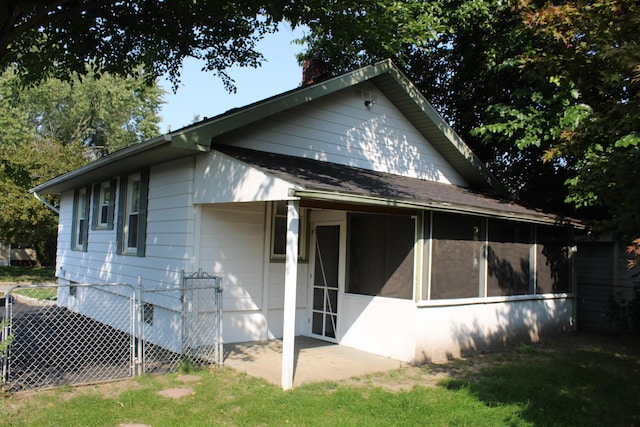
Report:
293,189,584,228
32,59,505,196
169,60,399,151
30,135,178,194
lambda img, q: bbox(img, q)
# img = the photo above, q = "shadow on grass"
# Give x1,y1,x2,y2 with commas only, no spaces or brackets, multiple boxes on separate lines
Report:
440,334,640,427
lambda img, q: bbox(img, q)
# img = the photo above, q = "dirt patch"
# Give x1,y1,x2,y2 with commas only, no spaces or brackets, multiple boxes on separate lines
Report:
339,351,502,392
7,378,142,404
176,374,201,384
157,387,193,399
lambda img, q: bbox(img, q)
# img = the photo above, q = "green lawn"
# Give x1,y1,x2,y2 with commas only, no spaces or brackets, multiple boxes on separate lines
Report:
0,266,56,284
9,287,57,301
1,334,638,426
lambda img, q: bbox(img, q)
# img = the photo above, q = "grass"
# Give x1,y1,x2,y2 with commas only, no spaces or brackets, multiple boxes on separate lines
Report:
1,334,638,426
0,266,56,284
10,287,57,301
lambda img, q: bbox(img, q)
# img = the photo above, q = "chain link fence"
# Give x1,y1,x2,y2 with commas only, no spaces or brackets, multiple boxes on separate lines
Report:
1,272,222,393
141,270,223,374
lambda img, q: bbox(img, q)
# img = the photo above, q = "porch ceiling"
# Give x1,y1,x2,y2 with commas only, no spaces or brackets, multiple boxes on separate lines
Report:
213,144,581,227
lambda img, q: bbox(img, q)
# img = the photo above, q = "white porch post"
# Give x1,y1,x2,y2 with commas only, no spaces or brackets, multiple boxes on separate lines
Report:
281,200,300,390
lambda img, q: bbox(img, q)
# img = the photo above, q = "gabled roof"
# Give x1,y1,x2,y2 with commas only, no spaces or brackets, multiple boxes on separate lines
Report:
32,59,500,195
214,145,576,226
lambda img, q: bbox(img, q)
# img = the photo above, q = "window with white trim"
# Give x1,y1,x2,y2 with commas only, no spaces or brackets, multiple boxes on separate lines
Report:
92,180,116,230
117,170,149,256
72,186,90,251
271,200,307,260
125,174,141,251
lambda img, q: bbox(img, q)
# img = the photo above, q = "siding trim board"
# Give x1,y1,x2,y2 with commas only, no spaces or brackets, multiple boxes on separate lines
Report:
416,293,572,308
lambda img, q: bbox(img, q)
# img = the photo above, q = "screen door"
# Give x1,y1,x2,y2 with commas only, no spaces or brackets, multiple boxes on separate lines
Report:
311,224,341,341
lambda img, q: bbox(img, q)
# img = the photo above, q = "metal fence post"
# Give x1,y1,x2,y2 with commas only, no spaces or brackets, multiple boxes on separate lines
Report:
1,288,15,387
135,278,143,376
216,278,223,365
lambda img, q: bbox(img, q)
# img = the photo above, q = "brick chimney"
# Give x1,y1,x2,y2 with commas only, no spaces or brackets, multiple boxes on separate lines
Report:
302,58,332,86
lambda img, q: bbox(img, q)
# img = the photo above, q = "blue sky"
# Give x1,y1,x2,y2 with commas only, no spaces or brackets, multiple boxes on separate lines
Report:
158,24,306,133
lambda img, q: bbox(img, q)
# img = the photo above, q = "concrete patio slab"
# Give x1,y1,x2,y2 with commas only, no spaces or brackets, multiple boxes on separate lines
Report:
223,336,406,388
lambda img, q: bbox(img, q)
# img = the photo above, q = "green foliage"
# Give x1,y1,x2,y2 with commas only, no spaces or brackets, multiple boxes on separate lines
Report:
0,266,56,283
294,0,447,71
297,0,640,238
0,319,13,354
12,287,58,301
0,1,295,91
0,69,161,265
514,0,640,235
607,287,640,333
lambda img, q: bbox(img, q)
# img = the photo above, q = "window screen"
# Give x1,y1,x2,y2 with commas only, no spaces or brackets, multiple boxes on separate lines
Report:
346,213,414,299
487,220,532,296
536,225,572,293
430,213,483,299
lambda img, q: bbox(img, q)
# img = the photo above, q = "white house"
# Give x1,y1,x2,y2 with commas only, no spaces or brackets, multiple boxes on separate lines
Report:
31,60,579,389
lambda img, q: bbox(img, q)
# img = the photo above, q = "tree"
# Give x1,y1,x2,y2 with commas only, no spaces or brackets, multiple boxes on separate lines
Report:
296,0,640,237
0,140,85,267
0,69,162,265
513,0,640,238
0,0,292,90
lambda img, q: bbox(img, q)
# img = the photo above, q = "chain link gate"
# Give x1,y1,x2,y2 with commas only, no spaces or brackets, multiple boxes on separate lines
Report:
140,270,223,374
1,272,223,393
182,270,223,366
1,284,135,392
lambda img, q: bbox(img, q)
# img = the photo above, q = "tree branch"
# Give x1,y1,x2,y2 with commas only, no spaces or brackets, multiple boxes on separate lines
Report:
0,0,114,56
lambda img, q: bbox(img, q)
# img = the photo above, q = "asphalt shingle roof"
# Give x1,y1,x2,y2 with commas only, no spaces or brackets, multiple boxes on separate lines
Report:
213,144,574,225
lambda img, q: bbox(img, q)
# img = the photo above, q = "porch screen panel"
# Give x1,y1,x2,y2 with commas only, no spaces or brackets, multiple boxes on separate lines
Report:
487,220,532,296
536,226,572,294
346,213,414,299
430,213,483,299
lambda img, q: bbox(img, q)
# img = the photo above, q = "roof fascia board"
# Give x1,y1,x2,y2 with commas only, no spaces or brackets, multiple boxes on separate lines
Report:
293,189,583,228
30,134,172,194
170,61,396,149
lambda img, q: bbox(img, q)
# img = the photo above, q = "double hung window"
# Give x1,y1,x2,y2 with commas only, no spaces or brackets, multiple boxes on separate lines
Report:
92,180,116,230
117,170,149,256
271,200,307,260
72,186,90,251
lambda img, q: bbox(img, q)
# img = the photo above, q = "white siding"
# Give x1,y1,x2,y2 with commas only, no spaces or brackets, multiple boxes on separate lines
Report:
340,294,417,362
198,202,309,342
194,150,295,204
336,295,573,363
198,203,265,312
56,156,197,306
412,298,573,363
219,81,467,186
